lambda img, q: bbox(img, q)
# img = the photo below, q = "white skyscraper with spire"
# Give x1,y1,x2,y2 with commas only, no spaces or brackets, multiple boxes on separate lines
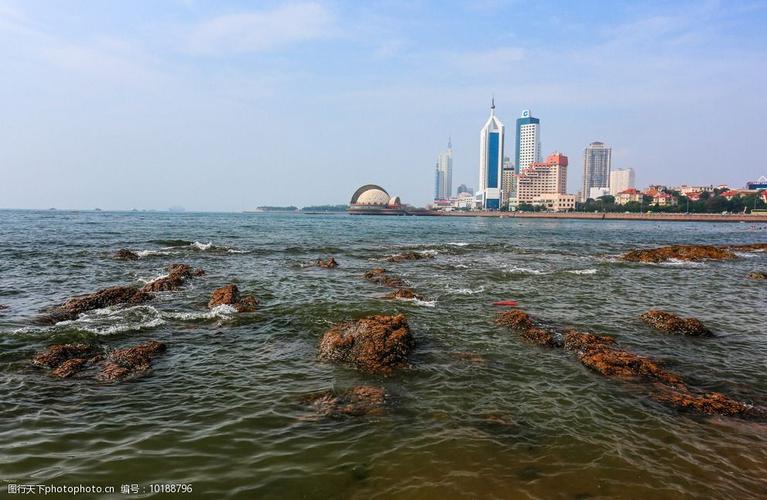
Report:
434,138,453,200
478,99,505,210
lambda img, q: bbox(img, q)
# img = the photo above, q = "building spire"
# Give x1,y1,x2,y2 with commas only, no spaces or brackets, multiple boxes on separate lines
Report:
448,135,452,149
490,96,496,116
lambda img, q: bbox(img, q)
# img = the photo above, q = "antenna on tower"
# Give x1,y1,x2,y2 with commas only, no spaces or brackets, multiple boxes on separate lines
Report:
491,96,495,109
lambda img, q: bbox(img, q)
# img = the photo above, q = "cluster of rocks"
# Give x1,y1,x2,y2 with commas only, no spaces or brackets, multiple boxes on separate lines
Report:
621,243,767,264
363,268,426,302
318,314,415,375
495,309,765,418
312,256,338,268
32,340,166,381
640,310,712,336
385,251,433,263
32,261,263,384
208,284,259,312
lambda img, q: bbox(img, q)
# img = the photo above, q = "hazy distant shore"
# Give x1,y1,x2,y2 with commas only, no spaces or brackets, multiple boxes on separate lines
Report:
436,211,767,223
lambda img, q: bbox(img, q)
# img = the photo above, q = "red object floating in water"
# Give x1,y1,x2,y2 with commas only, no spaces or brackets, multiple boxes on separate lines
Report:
493,300,519,307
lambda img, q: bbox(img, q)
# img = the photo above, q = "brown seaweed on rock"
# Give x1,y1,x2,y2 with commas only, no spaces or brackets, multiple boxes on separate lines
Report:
746,271,767,280
41,287,153,324
622,245,736,263
385,251,433,263
140,263,204,292
312,256,338,268
384,288,424,301
208,284,259,312
303,386,388,417
318,314,414,375
577,348,685,386
652,387,767,418
563,330,616,353
114,249,139,260
97,340,167,382
494,310,535,330
32,343,103,378
363,268,406,288
640,310,712,336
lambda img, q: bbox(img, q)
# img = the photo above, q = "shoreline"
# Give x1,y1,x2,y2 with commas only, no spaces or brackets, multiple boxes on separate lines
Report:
432,211,767,223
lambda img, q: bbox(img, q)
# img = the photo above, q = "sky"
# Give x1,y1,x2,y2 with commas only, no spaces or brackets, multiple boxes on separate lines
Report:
1,0,766,211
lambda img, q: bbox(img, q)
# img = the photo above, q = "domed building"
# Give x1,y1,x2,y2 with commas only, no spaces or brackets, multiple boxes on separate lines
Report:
348,185,406,215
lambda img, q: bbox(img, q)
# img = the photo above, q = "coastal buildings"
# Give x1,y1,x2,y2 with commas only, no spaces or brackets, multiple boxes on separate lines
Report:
515,109,541,173
501,157,514,206
517,153,568,204
434,139,453,200
478,99,505,210
581,142,612,201
615,188,643,205
589,187,610,200
747,176,767,190
531,193,576,211
609,168,635,195
457,184,474,195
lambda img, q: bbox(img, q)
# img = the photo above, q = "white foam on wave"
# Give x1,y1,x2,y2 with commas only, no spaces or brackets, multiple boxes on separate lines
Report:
227,249,249,254
567,269,597,275
190,241,213,251
53,305,167,335
662,259,705,267
505,266,547,275
734,252,758,258
163,304,237,320
451,286,485,295
395,297,436,307
448,242,470,247
135,249,172,258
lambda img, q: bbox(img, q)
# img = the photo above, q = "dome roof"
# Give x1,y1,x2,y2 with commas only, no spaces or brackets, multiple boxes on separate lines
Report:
351,184,391,205
387,196,401,207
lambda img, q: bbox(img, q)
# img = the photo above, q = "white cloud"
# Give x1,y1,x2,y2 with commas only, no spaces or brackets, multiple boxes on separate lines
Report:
185,2,335,55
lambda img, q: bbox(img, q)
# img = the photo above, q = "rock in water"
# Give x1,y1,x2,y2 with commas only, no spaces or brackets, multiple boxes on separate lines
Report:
622,245,736,263
577,347,684,386
32,343,102,378
385,251,432,263
652,387,766,418
746,271,767,280
314,256,339,268
303,386,387,417
495,310,535,330
41,287,153,324
208,284,259,312
318,314,415,374
114,249,139,260
0,304,8,314
640,310,712,336
563,330,617,352
97,340,167,382
140,263,204,292
726,243,767,252
520,327,559,347
363,268,406,288
384,288,423,301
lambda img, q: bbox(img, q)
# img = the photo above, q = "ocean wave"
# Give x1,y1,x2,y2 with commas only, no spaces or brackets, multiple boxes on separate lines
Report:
394,297,436,307
135,249,172,258
190,241,213,251
505,266,547,275
163,304,237,320
451,286,485,295
51,305,167,335
448,242,470,247
734,252,759,258
566,269,597,275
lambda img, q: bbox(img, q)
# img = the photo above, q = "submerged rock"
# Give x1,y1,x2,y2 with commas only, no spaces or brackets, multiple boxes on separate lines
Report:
622,245,736,263
115,249,139,261
208,284,259,312
385,251,433,263
140,263,204,292
0,304,8,313
313,256,338,268
495,310,535,330
97,340,167,382
653,387,766,418
41,287,153,324
577,347,684,386
32,343,100,368
318,314,415,374
746,271,767,280
303,386,387,417
363,268,406,288
384,288,423,301
451,351,488,366
640,310,712,336
563,330,616,353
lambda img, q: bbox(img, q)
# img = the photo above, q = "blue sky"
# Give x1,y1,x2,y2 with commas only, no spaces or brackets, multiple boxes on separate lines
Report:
1,0,766,210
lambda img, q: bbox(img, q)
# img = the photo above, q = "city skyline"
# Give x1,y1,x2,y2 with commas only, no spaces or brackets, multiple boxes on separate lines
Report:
1,1,766,211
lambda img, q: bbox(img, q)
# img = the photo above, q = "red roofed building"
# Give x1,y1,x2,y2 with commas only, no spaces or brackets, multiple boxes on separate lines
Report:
653,193,678,206
615,188,643,205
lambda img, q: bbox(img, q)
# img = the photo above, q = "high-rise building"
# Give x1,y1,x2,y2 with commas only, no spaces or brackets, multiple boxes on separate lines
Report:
515,109,541,174
434,138,453,200
517,153,568,204
581,142,612,201
501,157,514,206
609,168,635,196
478,99,505,210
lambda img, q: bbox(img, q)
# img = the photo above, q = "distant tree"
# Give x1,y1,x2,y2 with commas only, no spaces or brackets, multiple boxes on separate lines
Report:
704,196,727,213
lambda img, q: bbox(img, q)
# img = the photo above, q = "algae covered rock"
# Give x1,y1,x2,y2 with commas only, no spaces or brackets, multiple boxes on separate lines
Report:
622,245,736,263
318,314,415,374
640,310,711,336
208,284,259,312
